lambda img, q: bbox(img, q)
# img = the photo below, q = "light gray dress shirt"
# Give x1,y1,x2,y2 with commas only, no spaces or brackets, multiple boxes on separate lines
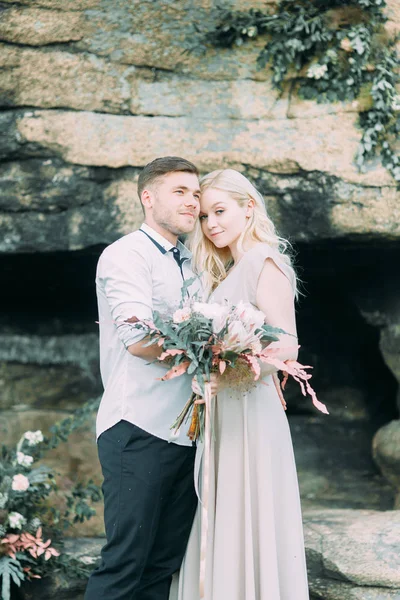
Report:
95,223,200,446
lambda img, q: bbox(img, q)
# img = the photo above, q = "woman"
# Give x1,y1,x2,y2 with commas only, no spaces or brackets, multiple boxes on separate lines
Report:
172,169,309,600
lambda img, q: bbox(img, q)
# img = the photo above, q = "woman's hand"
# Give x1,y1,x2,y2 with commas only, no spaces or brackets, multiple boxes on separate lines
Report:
192,373,224,402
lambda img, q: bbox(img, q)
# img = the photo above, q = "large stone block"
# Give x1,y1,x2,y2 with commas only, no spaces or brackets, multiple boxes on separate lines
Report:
354,287,400,409
380,325,400,386
0,7,85,45
310,577,400,600
14,110,395,187
0,334,99,366
252,169,400,242
0,159,143,251
0,0,98,8
287,82,359,119
0,45,284,117
132,75,285,119
0,45,152,114
304,509,400,593
373,420,400,508
74,1,270,81
0,362,101,411
0,332,102,413
290,416,394,511
18,509,400,599
0,158,101,212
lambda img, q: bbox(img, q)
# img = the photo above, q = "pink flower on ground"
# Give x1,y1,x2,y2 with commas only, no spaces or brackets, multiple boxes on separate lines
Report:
340,38,353,52
12,474,30,492
1,527,60,562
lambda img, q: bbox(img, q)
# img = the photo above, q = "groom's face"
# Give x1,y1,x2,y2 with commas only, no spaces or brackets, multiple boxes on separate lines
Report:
145,171,201,236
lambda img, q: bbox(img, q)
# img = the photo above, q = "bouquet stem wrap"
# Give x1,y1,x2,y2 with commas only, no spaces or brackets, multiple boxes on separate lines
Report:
199,382,212,600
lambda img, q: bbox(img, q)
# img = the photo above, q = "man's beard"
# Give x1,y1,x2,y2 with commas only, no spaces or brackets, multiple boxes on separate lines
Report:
152,190,195,236
155,216,185,237
154,208,193,237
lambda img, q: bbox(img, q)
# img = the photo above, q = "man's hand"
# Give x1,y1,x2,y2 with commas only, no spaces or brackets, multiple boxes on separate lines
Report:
127,338,163,361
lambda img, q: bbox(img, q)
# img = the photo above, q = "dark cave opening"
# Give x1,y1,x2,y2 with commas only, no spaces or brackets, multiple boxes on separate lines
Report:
294,240,399,429
1,246,105,335
2,239,399,429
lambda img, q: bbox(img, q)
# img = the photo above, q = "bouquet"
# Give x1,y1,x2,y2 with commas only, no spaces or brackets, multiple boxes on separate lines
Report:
126,293,328,442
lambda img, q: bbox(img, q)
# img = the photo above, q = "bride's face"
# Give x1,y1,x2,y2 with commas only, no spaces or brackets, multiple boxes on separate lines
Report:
199,188,250,249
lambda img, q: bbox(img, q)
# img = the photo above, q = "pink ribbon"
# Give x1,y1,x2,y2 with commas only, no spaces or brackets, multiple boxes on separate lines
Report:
199,382,212,600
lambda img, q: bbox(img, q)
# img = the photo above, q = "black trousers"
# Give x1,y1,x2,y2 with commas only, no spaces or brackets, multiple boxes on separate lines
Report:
84,420,197,600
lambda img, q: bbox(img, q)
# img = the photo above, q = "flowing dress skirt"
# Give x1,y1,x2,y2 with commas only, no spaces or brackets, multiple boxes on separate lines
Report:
171,377,309,600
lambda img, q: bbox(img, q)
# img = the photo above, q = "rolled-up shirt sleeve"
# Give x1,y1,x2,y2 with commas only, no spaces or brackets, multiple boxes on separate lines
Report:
97,249,153,348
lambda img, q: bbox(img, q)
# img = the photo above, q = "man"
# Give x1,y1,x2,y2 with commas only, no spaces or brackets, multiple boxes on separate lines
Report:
85,157,201,600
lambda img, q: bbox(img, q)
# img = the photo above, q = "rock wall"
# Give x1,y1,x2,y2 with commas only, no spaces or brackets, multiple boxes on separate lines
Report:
1,0,399,253
1,0,400,577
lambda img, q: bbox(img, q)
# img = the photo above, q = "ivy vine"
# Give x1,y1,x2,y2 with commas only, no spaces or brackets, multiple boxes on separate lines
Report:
205,0,400,183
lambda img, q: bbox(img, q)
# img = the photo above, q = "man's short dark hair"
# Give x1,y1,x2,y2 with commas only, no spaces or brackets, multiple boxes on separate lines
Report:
137,156,199,201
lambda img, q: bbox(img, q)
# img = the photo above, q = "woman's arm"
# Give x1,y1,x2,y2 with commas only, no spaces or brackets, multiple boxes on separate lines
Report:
193,257,298,398
256,257,298,376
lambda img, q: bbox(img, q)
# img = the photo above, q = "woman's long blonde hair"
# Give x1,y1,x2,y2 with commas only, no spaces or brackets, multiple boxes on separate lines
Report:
189,169,297,296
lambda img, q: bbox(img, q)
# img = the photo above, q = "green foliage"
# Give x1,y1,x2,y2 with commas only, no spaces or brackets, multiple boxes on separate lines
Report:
206,0,399,182
0,396,101,598
140,305,282,388
64,481,102,525
36,395,101,457
0,558,24,600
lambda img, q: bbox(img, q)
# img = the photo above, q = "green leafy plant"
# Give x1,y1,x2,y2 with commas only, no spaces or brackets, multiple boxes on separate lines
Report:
0,396,101,599
205,0,400,182
0,558,24,600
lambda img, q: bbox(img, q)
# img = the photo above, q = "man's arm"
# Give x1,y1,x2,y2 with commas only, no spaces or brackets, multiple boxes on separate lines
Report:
127,338,163,361
99,249,160,359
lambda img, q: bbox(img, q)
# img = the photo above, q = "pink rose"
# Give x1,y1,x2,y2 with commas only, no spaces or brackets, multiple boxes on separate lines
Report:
12,474,30,492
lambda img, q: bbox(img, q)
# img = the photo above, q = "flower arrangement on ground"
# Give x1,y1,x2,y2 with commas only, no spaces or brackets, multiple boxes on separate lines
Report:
0,398,101,600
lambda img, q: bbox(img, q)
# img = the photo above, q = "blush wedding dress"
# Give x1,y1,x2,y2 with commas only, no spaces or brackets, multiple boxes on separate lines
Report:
170,243,309,600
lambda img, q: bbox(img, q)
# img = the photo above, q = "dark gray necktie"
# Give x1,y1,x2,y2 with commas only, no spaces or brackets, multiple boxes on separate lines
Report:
170,247,186,281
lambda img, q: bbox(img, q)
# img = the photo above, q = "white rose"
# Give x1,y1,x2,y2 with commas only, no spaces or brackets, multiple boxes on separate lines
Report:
233,302,265,331
16,452,34,467
307,63,328,80
193,302,232,319
24,430,44,446
392,95,400,112
192,302,218,319
247,26,258,37
173,307,192,324
8,511,27,530
212,312,229,335
193,302,231,334
12,474,30,492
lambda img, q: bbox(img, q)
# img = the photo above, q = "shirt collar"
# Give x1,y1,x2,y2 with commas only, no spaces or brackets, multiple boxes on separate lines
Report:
139,223,191,258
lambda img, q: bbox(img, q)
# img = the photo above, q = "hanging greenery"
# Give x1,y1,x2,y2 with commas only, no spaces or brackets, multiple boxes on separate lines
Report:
205,0,400,183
